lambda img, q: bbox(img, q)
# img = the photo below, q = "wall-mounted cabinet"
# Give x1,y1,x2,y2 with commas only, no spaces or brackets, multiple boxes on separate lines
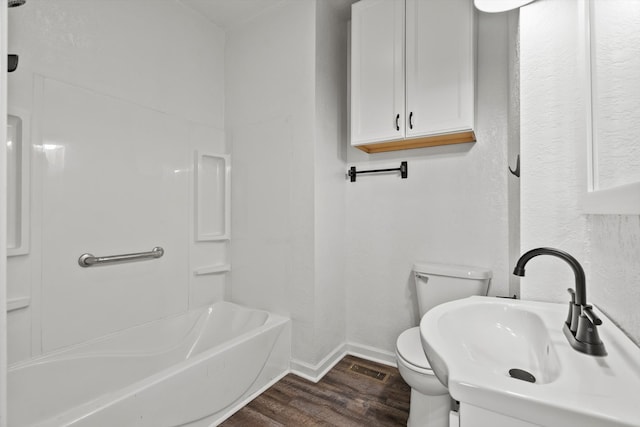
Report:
350,0,476,153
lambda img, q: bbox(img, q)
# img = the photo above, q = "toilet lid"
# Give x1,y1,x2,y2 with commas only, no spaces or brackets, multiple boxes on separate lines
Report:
396,327,432,370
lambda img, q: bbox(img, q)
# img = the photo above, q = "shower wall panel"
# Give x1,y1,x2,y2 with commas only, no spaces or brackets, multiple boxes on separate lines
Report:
39,77,190,352
7,0,227,362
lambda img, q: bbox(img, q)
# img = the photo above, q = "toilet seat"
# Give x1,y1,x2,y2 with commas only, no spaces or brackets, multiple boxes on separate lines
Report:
396,327,433,374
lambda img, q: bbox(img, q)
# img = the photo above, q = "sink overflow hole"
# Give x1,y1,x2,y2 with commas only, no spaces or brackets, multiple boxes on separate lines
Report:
349,363,389,383
509,368,536,383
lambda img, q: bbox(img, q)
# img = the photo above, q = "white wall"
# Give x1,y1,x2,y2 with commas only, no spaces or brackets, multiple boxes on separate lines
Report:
7,0,226,363
588,216,640,344
520,0,589,308
1,3,9,425
227,0,351,368
507,10,521,298
590,1,640,190
520,0,640,345
345,13,511,357
226,0,318,363
313,0,349,364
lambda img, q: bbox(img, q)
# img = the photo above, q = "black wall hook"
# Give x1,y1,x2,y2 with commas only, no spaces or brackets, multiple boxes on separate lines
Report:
8,54,19,72
348,161,408,182
509,154,520,178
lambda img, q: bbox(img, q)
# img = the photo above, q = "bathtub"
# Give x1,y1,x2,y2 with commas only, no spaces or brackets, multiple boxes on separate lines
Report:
8,301,291,427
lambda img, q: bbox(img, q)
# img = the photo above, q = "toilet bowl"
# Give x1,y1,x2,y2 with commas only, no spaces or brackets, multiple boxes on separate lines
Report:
396,327,449,427
396,263,492,427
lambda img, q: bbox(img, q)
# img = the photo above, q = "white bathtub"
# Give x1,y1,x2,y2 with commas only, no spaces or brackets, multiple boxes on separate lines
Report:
8,301,291,427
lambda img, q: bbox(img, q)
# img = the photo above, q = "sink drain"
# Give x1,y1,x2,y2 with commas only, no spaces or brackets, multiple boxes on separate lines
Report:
508,368,536,383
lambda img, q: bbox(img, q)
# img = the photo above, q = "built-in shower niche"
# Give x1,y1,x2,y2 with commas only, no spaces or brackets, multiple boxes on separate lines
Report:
7,111,30,256
194,151,230,242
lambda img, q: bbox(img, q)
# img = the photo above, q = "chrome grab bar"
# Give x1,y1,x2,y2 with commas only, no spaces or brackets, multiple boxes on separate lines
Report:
78,246,164,268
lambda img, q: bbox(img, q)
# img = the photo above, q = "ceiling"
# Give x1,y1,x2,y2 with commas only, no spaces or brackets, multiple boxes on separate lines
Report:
179,0,286,30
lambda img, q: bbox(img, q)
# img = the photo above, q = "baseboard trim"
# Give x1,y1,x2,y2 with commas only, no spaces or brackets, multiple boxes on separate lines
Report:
345,342,397,368
290,343,348,383
290,342,398,382
214,342,399,424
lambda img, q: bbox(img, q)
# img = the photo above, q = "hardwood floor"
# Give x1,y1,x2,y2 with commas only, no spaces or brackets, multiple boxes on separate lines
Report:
220,355,411,426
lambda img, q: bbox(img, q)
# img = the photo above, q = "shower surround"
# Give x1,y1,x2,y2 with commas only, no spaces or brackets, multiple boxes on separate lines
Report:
7,0,227,362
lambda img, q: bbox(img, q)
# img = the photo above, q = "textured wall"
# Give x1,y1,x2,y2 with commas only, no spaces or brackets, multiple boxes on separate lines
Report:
1,4,8,425
345,13,511,357
590,0,640,190
589,216,640,343
520,0,640,346
227,0,353,367
226,0,317,363
313,0,350,363
507,10,521,298
519,0,590,306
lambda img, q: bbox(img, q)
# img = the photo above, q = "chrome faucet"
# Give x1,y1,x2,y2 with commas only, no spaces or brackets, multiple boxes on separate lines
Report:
514,247,606,356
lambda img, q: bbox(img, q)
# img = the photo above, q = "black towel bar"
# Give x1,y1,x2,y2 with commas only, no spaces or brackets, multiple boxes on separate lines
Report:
347,161,408,182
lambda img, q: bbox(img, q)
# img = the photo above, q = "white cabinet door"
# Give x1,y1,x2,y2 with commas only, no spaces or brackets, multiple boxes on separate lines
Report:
351,0,405,145
405,0,475,138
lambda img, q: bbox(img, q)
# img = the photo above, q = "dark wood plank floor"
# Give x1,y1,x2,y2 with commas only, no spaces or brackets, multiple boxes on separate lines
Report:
220,355,410,426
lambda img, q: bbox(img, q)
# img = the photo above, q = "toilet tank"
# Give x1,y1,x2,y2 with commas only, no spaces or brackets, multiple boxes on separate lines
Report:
414,262,492,317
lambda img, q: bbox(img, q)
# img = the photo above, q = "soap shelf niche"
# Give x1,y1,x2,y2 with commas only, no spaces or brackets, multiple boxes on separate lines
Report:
193,264,231,276
7,296,30,312
194,152,230,241
7,109,31,256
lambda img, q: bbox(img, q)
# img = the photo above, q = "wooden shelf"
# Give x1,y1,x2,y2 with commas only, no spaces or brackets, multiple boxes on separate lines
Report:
355,131,476,154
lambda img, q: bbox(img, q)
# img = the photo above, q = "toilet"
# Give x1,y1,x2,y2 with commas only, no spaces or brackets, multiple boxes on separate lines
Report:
396,262,492,427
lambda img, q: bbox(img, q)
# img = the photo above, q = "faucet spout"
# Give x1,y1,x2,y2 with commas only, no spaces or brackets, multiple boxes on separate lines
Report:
513,247,586,306
513,247,606,356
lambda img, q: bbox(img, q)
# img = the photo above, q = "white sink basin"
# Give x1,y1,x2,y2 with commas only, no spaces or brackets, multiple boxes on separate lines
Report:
420,296,640,427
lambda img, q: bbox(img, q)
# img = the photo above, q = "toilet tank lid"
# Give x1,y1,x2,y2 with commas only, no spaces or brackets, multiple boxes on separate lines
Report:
413,262,492,280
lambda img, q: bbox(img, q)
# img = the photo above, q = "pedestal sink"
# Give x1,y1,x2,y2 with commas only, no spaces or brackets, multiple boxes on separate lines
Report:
420,296,640,427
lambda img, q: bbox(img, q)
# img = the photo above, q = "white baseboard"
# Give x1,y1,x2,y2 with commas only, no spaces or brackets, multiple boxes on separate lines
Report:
215,343,399,424
290,343,348,382
290,341,398,382
345,342,397,368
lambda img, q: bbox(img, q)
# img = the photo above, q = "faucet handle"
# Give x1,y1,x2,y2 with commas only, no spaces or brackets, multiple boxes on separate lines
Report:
576,305,605,355
565,288,576,327
565,288,581,333
573,305,607,356
582,305,603,326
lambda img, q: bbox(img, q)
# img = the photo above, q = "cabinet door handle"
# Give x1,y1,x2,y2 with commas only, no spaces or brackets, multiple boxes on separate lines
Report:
396,113,400,131
409,112,413,129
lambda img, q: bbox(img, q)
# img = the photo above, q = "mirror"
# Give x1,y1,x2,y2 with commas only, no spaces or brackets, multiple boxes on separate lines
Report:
583,0,640,213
